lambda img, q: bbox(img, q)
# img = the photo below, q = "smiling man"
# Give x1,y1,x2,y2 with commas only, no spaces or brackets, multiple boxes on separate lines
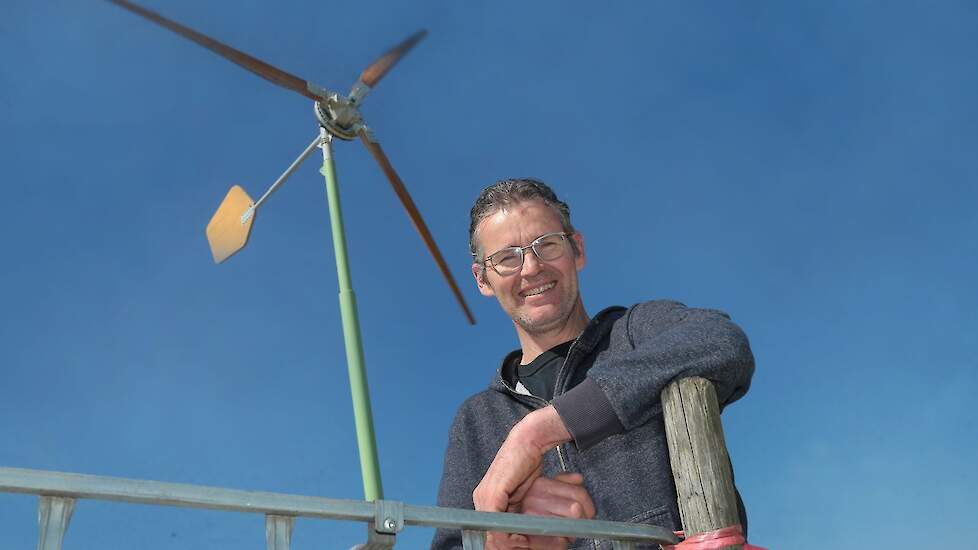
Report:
431,179,755,550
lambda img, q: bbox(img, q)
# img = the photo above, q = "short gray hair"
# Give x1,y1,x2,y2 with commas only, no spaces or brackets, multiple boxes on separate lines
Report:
468,178,578,264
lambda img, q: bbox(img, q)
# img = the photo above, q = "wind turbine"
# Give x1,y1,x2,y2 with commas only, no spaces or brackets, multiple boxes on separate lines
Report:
106,0,475,502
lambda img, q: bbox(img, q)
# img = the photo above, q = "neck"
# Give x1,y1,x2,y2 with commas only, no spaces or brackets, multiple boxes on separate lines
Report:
515,299,590,364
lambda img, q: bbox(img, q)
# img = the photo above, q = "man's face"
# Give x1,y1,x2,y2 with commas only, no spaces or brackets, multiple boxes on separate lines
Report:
472,200,586,335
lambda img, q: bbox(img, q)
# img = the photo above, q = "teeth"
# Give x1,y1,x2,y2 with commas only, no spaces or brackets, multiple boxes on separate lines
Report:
523,282,555,296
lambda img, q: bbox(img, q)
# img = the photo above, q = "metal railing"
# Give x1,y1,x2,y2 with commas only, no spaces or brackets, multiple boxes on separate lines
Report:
1,467,678,550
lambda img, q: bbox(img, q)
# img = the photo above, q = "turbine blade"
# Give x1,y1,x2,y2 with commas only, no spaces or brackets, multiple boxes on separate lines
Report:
358,127,476,325
106,0,325,100
357,30,428,88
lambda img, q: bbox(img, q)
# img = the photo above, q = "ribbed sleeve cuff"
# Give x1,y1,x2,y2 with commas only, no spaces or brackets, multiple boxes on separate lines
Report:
552,378,624,451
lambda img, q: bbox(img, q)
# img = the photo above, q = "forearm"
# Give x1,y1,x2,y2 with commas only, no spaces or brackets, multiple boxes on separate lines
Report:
556,302,754,450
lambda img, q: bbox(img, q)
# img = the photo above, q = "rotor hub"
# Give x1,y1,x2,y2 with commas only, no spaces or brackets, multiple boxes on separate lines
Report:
315,97,361,141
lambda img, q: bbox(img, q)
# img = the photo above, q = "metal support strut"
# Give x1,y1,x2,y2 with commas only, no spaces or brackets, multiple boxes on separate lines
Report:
461,529,486,550
318,127,384,502
265,514,295,550
38,496,75,550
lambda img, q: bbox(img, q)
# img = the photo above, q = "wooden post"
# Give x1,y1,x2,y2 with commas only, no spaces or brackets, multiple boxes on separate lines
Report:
662,377,742,550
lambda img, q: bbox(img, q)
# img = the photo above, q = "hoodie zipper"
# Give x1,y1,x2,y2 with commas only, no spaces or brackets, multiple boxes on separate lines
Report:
501,317,617,550
553,335,600,550
502,333,600,550
550,334,583,473
503,333,586,473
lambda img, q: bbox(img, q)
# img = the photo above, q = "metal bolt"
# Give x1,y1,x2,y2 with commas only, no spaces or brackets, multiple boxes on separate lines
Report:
384,518,396,531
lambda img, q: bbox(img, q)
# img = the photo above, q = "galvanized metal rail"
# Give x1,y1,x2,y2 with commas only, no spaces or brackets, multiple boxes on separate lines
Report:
1,467,678,550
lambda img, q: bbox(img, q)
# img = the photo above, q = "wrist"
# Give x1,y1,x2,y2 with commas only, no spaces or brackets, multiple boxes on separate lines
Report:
512,405,572,454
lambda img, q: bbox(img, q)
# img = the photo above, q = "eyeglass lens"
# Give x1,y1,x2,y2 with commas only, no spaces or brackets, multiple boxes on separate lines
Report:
490,233,567,273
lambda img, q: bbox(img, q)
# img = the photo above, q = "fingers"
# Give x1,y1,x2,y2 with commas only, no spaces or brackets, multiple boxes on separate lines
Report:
524,534,571,550
486,531,569,550
520,474,596,520
552,472,584,485
484,473,592,550
486,531,535,550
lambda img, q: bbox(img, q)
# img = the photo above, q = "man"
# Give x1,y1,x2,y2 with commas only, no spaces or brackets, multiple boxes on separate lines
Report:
432,179,754,550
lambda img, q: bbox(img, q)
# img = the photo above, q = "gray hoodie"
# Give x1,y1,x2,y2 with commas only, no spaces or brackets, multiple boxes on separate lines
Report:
432,300,755,550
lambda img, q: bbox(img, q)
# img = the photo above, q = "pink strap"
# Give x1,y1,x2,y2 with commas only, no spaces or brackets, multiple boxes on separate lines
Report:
660,524,767,550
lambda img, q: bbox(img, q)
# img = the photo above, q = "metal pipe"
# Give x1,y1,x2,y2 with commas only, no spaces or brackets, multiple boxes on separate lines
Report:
265,515,295,550
252,135,323,211
317,128,384,501
0,467,677,544
38,496,75,550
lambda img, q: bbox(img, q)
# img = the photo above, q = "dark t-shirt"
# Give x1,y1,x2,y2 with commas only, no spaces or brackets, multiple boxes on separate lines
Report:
516,340,574,401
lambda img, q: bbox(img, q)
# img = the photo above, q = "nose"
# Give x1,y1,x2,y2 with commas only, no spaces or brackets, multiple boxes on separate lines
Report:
521,248,543,276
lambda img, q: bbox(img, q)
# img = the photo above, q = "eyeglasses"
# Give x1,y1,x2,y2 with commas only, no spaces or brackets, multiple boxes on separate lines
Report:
480,232,572,276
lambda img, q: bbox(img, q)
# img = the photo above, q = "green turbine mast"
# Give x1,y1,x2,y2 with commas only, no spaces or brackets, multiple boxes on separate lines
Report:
107,0,475,502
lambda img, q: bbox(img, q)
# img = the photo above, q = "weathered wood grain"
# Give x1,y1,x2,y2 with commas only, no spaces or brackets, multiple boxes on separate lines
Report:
662,377,742,550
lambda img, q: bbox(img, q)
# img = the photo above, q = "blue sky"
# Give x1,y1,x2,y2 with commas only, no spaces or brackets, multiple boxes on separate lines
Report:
2,1,976,548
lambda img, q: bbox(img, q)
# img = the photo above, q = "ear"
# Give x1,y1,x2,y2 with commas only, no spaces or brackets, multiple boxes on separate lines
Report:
472,262,496,297
573,232,586,271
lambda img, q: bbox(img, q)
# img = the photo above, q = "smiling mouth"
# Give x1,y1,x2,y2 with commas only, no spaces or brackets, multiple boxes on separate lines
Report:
520,281,556,297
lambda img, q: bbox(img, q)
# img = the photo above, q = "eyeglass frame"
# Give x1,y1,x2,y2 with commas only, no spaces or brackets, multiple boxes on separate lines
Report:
474,231,575,276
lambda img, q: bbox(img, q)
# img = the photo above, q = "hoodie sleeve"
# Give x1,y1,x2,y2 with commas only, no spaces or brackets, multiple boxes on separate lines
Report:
552,300,754,451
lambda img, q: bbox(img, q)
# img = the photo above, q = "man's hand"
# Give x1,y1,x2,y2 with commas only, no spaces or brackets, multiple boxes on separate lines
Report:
474,406,584,550
484,473,596,550
474,405,572,514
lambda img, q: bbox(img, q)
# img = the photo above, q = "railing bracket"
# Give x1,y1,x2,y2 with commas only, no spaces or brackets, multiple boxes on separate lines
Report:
374,499,403,534
349,499,403,550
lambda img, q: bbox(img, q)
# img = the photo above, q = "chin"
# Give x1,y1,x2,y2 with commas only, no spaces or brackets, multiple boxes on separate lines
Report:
514,310,567,334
